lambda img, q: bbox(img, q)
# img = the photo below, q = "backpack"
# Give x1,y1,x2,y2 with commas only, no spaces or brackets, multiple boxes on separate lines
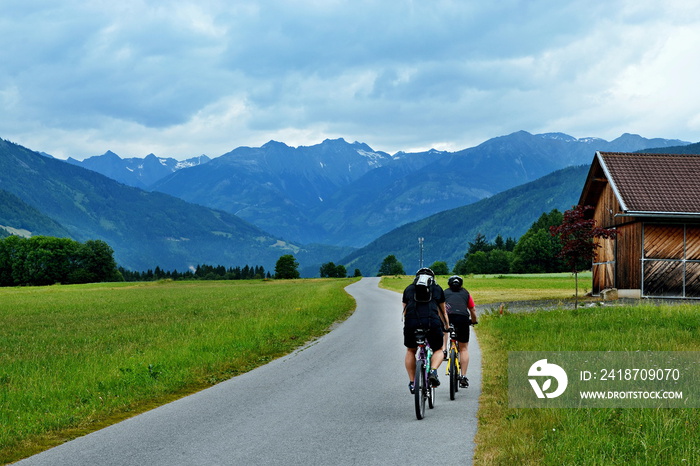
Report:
413,273,434,303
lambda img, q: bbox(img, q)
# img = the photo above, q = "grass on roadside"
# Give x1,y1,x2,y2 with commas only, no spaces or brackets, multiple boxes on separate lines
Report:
475,303,700,465
0,278,357,464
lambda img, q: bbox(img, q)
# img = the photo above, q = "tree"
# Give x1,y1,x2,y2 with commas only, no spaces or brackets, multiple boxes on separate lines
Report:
510,209,565,274
532,209,564,231
275,254,300,279
463,251,489,275
550,205,617,308
377,255,405,276
467,233,491,254
24,236,77,285
0,235,122,286
0,235,25,286
493,234,505,251
353,268,362,277
320,262,336,278
74,239,120,283
320,262,347,278
488,249,513,274
429,261,449,275
511,229,559,273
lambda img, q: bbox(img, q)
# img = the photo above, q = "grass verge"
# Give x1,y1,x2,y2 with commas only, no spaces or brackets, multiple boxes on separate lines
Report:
475,302,700,465
0,278,357,464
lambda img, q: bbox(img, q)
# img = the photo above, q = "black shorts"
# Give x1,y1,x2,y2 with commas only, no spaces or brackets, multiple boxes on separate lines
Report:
448,313,471,343
404,319,444,350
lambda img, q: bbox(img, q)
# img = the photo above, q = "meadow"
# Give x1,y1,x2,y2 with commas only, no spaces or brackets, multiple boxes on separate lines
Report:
380,272,591,303
0,278,357,464
384,273,700,465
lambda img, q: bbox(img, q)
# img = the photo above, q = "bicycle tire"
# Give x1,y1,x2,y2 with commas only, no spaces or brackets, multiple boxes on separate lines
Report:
415,360,426,420
428,382,435,409
449,348,458,400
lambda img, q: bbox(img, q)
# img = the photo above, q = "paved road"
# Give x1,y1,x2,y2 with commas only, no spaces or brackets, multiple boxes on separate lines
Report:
17,278,481,465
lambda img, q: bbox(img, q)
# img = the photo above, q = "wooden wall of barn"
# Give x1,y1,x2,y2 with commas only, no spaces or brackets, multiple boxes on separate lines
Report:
617,222,642,290
592,183,626,229
592,222,642,294
590,182,643,294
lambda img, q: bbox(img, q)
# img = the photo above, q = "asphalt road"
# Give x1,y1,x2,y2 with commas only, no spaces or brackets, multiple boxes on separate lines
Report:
17,277,481,465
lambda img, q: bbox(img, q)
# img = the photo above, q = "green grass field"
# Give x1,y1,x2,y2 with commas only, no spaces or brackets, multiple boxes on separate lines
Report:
380,272,592,304
0,278,357,463
476,303,700,465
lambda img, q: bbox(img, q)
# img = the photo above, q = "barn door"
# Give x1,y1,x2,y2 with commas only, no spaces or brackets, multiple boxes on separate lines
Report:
642,224,700,298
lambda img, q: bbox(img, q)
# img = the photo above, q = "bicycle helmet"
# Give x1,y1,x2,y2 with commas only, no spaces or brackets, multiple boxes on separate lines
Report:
448,275,463,290
415,267,435,277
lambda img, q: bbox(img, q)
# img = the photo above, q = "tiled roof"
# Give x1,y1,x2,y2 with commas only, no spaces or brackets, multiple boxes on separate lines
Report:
598,152,700,214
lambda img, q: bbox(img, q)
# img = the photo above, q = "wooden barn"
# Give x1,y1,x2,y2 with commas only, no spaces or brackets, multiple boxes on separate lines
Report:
578,151,700,299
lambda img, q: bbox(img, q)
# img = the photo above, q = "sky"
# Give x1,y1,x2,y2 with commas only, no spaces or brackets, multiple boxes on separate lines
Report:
2,0,700,160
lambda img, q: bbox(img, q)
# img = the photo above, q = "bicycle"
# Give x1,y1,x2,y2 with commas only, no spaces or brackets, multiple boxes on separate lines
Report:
445,324,461,400
414,328,435,420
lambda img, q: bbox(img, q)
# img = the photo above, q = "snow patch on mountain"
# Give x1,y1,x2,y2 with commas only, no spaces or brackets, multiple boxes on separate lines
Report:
357,149,386,167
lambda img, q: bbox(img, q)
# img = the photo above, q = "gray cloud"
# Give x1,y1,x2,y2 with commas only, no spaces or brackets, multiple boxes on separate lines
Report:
2,0,700,159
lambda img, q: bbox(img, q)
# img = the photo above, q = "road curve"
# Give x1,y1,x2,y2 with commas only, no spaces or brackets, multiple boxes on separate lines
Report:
17,277,481,465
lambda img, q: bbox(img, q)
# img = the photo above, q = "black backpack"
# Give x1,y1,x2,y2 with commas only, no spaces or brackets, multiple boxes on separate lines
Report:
413,273,434,303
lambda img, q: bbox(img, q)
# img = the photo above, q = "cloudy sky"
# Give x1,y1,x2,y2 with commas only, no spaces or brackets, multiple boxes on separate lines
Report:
2,0,700,160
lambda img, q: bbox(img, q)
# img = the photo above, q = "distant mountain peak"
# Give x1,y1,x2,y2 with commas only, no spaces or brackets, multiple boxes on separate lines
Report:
262,140,289,149
321,137,347,144
613,133,644,142
102,150,121,159
537,132,577,142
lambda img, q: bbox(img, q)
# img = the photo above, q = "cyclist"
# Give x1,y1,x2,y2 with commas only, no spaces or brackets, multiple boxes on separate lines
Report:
402,267,449,393
444,275,478,388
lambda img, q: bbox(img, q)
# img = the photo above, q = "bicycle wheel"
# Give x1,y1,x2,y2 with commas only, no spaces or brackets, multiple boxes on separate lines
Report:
415,360,426,420
449,348,458,400
428,381,435,409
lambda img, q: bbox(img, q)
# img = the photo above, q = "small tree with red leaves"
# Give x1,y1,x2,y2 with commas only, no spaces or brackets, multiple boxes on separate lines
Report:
550,205,617,308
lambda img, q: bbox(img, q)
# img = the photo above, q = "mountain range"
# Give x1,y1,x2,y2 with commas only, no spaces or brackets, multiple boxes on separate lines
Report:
1,132,694,276
65,152,211,189
0,138,348,273
69,131,689,248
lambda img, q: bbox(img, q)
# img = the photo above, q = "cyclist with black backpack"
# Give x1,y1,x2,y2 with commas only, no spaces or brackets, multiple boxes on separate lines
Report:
444,275,478,388
402,267,449,394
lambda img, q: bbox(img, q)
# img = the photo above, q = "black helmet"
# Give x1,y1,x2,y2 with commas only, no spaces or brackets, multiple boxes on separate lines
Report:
448,275,463,289
415,267,435,277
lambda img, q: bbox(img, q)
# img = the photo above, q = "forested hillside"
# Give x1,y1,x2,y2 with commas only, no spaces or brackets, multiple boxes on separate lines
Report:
0,190,71,238
0,138,350,272
638,141,700,155
341,165,589,276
